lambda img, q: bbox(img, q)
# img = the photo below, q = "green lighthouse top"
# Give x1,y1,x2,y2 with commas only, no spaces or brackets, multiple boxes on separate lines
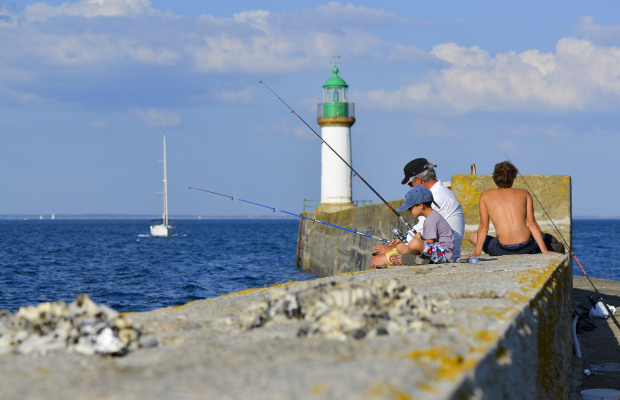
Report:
322,67,348,88
319,64,353,118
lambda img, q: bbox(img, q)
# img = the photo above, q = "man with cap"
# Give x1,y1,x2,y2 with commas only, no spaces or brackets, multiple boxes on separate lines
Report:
400,158,465,259
371,186,455,266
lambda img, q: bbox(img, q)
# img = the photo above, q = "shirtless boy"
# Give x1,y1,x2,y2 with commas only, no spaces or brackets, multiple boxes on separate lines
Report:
469,161,556,257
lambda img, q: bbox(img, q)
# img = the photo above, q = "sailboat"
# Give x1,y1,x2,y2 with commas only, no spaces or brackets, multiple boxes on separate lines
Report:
150,130,172,237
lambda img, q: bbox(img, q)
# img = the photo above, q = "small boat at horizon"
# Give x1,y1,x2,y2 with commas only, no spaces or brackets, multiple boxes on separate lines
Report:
150,130,172,237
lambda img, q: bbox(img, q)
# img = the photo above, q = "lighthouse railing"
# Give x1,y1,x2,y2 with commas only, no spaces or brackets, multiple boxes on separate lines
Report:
302,198,373,213
317,103,355,119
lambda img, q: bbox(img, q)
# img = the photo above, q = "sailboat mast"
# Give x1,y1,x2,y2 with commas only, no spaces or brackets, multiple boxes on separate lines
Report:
162,130,168,226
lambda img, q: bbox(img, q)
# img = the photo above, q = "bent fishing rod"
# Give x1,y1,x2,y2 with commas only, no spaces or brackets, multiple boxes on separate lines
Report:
259,81,416,236
188,187,391,245
504,153,620,329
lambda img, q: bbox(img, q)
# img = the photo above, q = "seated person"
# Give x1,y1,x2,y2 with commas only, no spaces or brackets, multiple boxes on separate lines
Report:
469,161,558,257
400,158,465,259
371,186,455,267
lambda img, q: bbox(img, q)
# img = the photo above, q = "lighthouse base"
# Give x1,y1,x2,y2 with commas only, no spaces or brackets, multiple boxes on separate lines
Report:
315,202,355,214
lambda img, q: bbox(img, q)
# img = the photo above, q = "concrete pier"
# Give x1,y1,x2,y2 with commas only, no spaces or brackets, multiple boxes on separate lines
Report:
297,174,571,277
0,253,572,399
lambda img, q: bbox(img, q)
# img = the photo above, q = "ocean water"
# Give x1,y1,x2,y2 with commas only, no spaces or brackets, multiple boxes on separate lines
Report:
0,218,616,313
572,219,620,280
0,219,316,313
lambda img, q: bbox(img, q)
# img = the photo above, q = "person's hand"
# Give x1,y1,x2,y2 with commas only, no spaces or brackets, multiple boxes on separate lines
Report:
390,238,403,246
542,250,558,255
371,245,391,255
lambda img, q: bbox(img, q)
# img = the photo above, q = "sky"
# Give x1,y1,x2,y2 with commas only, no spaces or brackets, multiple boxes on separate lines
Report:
0,0,619,218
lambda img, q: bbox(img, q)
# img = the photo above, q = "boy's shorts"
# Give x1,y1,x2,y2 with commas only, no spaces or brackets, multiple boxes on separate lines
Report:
421,241,448,263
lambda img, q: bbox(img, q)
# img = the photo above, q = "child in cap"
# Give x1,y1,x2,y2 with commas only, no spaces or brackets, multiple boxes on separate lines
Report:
371,186,455,267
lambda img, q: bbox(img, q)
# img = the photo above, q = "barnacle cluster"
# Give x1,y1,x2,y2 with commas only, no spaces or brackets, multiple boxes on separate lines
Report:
244,280,453,340
0,294,152,356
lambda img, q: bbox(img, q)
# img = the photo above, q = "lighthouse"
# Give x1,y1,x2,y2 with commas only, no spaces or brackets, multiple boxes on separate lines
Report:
316,65,356,213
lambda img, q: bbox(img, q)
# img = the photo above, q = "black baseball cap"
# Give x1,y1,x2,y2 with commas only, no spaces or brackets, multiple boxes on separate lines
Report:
401,158,433,184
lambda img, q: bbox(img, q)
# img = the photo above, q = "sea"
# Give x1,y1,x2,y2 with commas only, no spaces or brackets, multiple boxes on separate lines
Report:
0,218,617,313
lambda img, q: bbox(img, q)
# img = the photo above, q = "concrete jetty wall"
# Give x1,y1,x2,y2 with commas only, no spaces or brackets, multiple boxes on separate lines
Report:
297,174,571,277
0,254,573,399
289,174,574,398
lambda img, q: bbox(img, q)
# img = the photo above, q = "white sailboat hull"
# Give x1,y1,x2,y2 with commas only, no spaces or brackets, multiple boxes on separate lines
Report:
150,223,171,237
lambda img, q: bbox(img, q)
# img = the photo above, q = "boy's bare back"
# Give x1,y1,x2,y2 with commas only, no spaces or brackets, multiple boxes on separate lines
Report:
479,187,534,245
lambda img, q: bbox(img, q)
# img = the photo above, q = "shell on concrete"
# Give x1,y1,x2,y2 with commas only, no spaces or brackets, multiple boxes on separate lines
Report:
0,294,151,357
242,279,453,340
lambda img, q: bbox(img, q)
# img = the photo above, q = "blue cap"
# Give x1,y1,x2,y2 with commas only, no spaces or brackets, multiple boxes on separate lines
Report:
397,186,434,211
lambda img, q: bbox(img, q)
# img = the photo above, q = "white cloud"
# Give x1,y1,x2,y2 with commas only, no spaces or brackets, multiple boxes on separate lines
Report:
6,88,43,104
0,7,17,28
311,2,413,27
233,10,270,31
359,36,620,114
136,108,181,127
503,123,564,139
407,118,460,138
24,0,152,22
2,2,620,117
574,16,620,46
293,125,315,140
126,43,180,65
432,43,490,68
497,140,517,154
187,3,429,74
256,118,314,140
0,2,425,83
211,86,254,104
91,121,107,128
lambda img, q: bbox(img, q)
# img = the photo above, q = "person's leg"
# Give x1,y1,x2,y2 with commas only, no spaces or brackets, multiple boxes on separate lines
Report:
543,233,565,253
399,239,432,265
453,231,463,259
468,231,478,245
407,237,425,254
370,247,407,268
371,253,388,266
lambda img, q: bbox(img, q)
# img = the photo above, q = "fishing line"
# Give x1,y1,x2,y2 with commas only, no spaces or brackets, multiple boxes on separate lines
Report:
503,153,620,329
189,187,391,244
259,80,416,235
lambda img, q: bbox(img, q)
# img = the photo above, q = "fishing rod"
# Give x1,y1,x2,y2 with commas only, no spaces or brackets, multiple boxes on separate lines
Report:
503,153,620,329
188,187,391,245
259,81,416,236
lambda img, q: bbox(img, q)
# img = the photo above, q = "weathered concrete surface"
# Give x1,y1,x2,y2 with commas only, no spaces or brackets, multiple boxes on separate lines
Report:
0,254,572,400
298,198,410,276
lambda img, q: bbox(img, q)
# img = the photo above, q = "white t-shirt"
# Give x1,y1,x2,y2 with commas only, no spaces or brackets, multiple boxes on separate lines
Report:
406,179,465,259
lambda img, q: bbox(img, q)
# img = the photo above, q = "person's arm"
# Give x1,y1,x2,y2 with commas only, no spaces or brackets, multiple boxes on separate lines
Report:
473,192,489,257
525,192,554,254
410,217,424,237
420,227,435,244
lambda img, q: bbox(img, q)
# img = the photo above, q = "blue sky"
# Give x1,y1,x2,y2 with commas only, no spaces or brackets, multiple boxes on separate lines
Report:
0,0,619,217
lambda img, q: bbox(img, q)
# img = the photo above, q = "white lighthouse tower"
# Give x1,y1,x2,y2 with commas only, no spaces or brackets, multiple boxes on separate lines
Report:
316,64,356,213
